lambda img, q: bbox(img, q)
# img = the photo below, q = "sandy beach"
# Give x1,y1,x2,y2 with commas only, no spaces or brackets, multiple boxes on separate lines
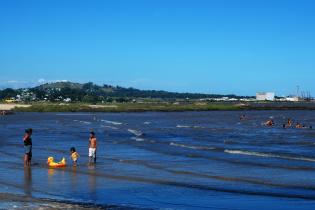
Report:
0,104,31,110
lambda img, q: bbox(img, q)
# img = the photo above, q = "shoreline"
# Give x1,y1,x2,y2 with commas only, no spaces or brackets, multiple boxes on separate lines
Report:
0,192,136,210
2,102,315,113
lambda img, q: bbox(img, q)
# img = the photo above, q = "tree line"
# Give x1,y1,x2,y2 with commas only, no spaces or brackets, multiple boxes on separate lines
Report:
0,82,246,103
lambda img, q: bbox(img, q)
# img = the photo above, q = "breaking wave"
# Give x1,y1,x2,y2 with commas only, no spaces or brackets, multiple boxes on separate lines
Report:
101,125,118,130
176,125,203,129
224,149,315,162
170,142,215,151
101,120,123,125
128,129,143,137
131,137,145,142
73,120,91,124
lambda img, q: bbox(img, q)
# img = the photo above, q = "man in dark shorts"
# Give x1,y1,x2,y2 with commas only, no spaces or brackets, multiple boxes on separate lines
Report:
23,128,32,166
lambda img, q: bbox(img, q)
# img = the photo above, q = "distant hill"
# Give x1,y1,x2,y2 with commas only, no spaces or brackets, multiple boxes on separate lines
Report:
0,81,246,102
37,82,83,90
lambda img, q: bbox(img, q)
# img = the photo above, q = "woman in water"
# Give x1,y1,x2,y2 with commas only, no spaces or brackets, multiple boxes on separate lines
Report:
23,128,33,167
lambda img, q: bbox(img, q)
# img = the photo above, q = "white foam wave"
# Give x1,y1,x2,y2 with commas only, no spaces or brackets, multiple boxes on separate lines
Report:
101,125,118,130
176,125,203,129
101,120,122,125
128,129,143,136
176,125,191,128
170,142,214,150
131,137,145,142
82,121,91,124
224,149,315,162
144,122,151,125
74,120,91,124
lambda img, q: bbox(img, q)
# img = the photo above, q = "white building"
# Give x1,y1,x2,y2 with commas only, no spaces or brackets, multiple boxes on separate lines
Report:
285,97,299,102
63,98,72,102
256,92,275,101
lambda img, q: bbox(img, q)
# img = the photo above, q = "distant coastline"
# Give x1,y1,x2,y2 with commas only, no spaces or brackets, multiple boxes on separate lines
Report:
2,102,315,113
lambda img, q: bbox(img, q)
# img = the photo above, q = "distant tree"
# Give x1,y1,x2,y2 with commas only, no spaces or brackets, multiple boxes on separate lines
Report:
105,97,113,103
0,88,17,99
83,82,97,91
0,81,252,102
82,95,98,103
32,89,46,100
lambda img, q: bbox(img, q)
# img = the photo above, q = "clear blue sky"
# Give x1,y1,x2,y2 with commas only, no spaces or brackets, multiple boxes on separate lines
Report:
0,0,314,96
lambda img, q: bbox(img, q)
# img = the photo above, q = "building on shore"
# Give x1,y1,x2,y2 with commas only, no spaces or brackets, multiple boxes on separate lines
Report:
256,92,275,101
285,97,299,102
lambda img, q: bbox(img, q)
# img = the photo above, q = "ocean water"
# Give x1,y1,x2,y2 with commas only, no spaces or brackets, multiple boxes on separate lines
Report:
1,111,315,209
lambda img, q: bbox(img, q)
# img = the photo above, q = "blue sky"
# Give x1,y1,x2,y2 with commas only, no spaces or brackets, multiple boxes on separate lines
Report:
0,0,314,96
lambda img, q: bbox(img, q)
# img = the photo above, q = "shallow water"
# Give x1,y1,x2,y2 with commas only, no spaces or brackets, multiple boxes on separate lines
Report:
1,111,315,209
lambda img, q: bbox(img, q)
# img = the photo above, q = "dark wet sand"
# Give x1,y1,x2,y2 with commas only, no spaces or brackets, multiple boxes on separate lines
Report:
0,192,139,210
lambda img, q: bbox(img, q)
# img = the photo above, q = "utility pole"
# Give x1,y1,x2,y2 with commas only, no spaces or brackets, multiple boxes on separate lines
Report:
296,85,300,98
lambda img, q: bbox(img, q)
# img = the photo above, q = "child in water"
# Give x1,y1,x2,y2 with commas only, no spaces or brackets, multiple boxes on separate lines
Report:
70,147,79,166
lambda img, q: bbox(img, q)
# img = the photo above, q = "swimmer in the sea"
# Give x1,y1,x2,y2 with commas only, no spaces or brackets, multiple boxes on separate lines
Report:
240,115,246,121
295,122,303,129
264,119,274,127
286,118,293,127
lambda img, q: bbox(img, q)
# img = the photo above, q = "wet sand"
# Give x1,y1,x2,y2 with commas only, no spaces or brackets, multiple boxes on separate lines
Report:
0,192,130,210
0,193,101,209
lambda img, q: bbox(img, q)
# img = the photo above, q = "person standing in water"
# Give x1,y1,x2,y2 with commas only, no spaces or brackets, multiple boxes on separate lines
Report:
23,128,33,167
70,147,79,166
88,131,97,165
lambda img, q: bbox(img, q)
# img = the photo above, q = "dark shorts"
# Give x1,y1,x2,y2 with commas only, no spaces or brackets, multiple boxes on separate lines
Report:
24,145,32,156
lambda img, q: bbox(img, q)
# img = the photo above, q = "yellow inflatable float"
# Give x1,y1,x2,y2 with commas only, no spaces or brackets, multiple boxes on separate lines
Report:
47,156,66,167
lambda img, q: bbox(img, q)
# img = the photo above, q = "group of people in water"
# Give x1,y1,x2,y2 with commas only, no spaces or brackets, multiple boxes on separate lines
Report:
264,118,312,129
23,115,312,167
23,128,97,167
240,114,312,129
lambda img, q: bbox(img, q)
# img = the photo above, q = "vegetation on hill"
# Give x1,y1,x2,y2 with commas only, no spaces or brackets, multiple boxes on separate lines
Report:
0,81,248,103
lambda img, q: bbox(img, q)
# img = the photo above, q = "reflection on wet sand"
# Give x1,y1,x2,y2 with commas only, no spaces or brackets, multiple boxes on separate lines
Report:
47,168,66,179
24,167,32,197
47,168,56,188
48,168,55,177
88,165,97,198
70,166,78,190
